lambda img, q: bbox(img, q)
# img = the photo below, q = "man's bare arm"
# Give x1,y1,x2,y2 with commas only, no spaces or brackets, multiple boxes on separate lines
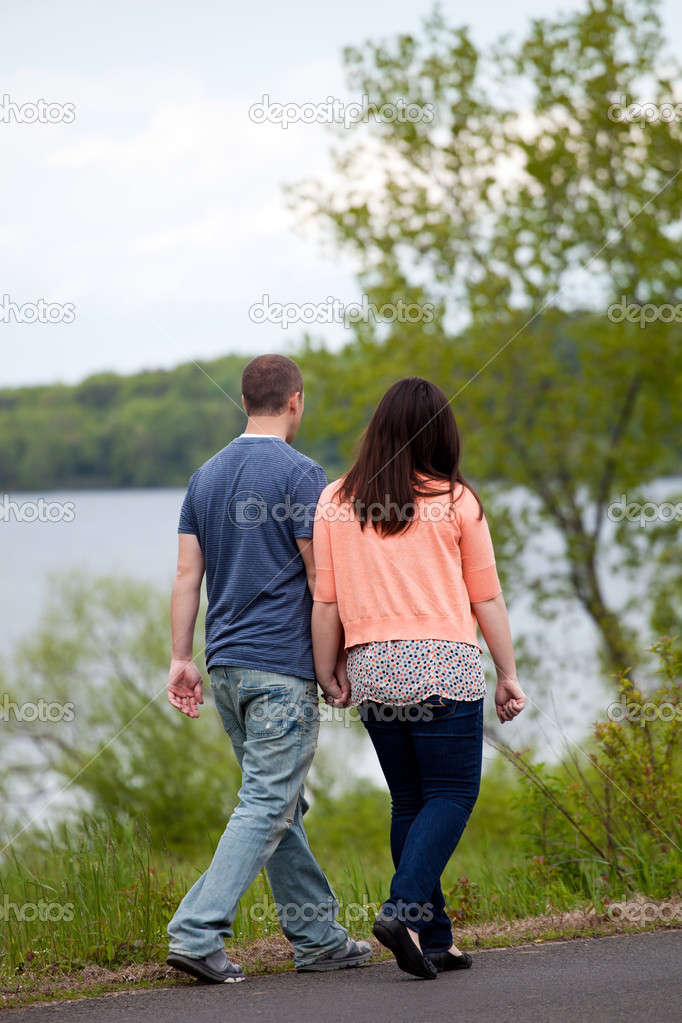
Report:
168,533,206,718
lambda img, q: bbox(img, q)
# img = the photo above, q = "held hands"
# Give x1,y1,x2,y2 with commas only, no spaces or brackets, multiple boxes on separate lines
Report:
495,677,526,724
168,658,204,718
318,658,351,709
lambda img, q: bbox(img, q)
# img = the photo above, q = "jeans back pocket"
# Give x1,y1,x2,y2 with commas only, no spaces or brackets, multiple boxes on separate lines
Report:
420,696,460,721
245,686,298,738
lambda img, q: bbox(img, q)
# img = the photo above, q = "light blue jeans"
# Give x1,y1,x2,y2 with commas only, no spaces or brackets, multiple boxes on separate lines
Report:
167,666,348,966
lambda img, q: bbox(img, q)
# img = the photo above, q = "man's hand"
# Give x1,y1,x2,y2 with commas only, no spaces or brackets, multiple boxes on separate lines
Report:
318,670,351,709
169,534,205,718
495,677,526,723
331,652,351,707
168,658,204,718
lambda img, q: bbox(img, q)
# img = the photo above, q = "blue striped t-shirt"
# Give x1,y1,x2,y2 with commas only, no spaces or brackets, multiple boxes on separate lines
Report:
178,435,327,677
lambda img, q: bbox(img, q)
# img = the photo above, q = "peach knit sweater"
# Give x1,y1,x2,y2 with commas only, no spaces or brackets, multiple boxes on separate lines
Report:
312,480,501,650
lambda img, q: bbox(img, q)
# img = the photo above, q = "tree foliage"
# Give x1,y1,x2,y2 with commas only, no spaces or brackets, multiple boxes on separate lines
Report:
291,0,682,672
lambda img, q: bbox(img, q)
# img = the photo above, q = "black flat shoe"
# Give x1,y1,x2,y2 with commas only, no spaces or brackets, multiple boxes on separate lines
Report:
372,911,438,980
424,949,473,972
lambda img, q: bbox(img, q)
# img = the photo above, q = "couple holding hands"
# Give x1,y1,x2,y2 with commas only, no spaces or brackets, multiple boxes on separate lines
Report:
165,354,525,984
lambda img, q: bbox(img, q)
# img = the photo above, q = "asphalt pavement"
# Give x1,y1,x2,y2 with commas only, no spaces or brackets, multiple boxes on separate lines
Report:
4,930,680,1023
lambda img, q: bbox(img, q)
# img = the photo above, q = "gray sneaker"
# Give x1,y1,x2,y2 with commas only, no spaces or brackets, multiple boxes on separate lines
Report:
167,948,246,984
297,938,373,972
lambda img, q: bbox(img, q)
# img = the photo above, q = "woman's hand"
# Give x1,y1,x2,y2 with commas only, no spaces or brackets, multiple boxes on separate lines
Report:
495,677,526,723
312,600,351,706
317,672,351,708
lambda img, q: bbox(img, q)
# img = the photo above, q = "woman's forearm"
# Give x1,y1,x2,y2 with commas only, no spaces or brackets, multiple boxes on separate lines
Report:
471,592,516,681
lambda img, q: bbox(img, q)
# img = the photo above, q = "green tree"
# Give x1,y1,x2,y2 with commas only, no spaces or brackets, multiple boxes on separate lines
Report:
292,0,682,674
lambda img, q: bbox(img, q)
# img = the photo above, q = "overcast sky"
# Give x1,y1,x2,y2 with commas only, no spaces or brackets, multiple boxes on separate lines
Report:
2,0,681,388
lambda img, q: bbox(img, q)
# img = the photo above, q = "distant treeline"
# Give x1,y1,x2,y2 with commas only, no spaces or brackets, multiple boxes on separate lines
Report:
1,334,680,492
0,354,343,490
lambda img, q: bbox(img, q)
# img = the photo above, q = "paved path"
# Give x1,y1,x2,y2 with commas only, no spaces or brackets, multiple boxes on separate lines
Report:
4,931,680,1023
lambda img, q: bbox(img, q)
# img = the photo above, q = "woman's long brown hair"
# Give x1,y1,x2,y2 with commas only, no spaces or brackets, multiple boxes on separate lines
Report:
338,377,483,535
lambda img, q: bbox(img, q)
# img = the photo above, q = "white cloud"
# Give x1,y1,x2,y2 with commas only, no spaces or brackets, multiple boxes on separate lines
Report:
1,62,360,328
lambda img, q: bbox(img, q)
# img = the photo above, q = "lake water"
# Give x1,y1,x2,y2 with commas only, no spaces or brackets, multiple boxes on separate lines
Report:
1,482,674,822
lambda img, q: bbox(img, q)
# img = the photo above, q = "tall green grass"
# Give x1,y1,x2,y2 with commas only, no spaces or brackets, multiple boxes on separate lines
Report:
0,818,177,974
3,756,677,982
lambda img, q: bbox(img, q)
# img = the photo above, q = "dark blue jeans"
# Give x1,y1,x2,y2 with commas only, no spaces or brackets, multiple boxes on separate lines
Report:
361,697,483,953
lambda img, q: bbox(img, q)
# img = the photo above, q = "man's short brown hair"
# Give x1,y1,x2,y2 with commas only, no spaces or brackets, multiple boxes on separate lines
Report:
241,354,304,416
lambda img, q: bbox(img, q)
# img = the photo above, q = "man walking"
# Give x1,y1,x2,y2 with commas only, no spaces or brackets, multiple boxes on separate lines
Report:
165,354,371,983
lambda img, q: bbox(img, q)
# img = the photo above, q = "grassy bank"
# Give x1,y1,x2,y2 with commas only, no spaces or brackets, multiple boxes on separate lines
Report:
2,636,679,1009
2,757,679,1009
3,918,682,1010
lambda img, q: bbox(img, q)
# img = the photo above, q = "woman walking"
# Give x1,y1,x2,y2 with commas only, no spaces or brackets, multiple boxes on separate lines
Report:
311,378,525,980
